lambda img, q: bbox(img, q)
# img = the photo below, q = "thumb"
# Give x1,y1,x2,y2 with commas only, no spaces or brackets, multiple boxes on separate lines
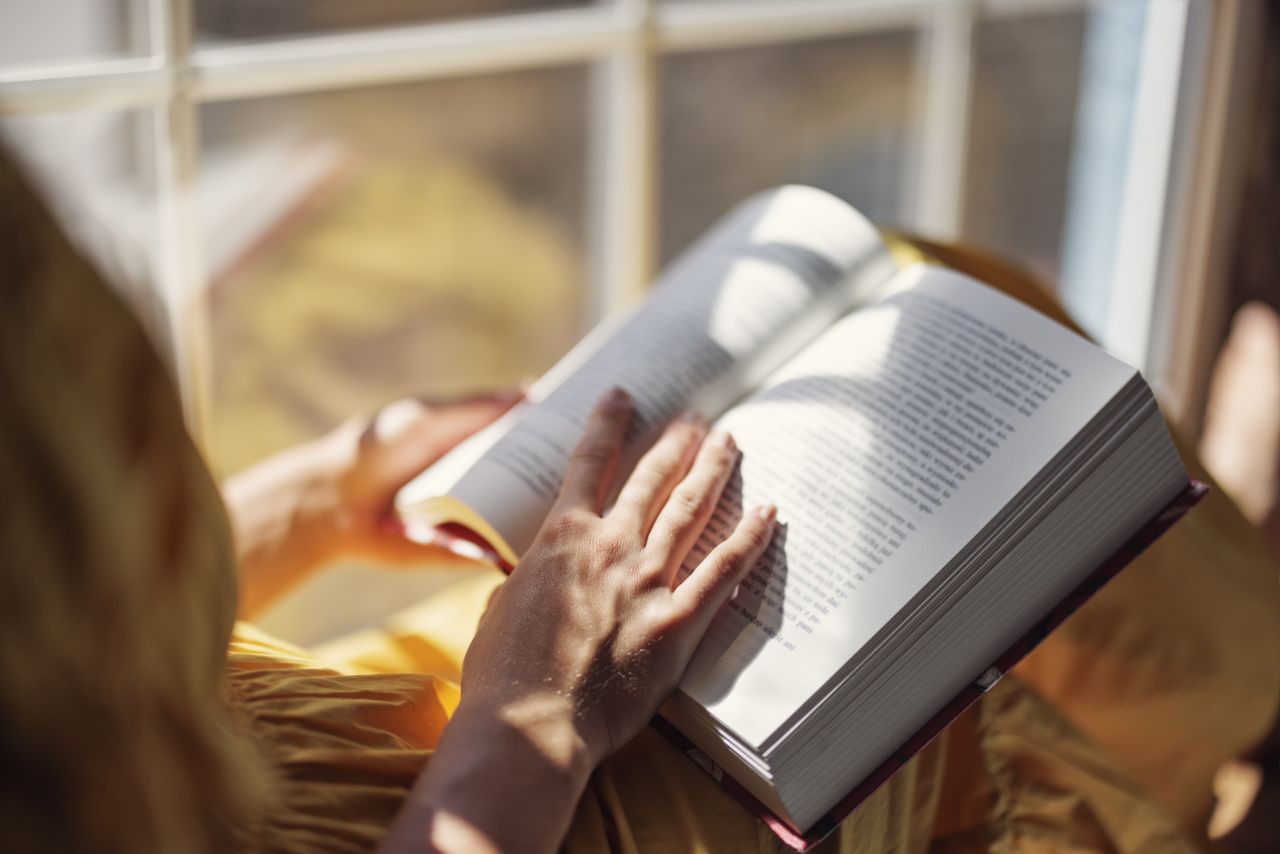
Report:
360,390,525,491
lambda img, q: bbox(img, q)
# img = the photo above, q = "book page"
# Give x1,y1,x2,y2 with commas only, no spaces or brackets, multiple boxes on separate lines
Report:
397,186,894,555
677,264,1137,748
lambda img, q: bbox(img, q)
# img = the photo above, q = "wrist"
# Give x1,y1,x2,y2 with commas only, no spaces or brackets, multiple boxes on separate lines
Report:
223,437,347,616
453,690,597,786
394,693,596,852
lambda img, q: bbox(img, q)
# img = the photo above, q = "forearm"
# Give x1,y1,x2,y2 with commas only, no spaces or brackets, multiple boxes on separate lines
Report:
223,437,343,619
223,395,521,620
381,694,594,853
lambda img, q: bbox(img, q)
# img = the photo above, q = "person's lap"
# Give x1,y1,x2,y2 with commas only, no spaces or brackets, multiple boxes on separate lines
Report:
233,549,1243,852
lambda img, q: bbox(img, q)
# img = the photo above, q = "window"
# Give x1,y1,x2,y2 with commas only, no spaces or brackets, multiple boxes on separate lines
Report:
203,69,589,471
0,0,1240,473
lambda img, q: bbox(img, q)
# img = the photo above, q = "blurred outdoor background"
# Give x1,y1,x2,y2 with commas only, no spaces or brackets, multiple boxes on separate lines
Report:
6,0,1272,479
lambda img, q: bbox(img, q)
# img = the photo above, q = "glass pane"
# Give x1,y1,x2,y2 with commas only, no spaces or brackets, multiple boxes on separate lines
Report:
0,108,166,351
1057,2,1155,345
0,0,147,68
961,10,1088,285
196,0,590,43
203,68,587,475
659,32,917,263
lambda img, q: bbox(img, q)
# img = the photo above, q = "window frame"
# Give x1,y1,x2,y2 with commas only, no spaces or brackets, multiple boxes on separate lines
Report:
0,0,1233,445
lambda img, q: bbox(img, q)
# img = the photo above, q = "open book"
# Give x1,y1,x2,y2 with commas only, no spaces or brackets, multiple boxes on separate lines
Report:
394,186,1199,848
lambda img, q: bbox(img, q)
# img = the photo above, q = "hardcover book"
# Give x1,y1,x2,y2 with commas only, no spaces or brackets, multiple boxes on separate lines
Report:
393,186,1200,848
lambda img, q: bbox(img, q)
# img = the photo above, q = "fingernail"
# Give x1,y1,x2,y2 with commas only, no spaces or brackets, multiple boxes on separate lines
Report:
754,504,777,523
709,430,736,451
601,387,630,411
371,399,426,443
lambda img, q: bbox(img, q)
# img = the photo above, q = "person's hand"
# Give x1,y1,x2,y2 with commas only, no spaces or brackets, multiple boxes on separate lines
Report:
225,390,523,618
382,389,777,853
324,391,526,563
462,387,777,764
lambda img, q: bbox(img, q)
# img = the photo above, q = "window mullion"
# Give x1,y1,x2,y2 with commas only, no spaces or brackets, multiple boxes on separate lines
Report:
1099,0,1190,372
151,0,212,450
904,0,975,238
0,59,166,113
586,0,657,327
658,0,934,54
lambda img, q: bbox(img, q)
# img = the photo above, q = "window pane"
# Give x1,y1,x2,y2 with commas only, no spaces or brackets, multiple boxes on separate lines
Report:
196,0,590,42
0,0,147,68
659,32,917,263
203,68,587,474
961,10,1088,285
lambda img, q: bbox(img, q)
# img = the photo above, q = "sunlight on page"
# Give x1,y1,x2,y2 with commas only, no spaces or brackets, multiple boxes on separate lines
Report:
680,305,901,696
680,266,1138,748
748,185,883,276
706,256,838,370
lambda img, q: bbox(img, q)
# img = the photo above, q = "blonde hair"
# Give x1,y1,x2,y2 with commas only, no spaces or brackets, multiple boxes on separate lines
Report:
0,147,267,852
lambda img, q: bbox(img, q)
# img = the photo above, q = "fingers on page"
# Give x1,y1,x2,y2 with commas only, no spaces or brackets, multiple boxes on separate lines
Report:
674,505,777,626
613,411,708,535
647,430,739,577
557,387,632,513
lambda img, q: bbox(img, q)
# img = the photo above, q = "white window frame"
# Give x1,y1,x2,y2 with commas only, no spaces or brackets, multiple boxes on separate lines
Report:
0,0,1237,447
